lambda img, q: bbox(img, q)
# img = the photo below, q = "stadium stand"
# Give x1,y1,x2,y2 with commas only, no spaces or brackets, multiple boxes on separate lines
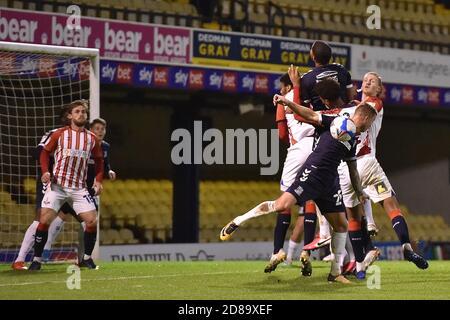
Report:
4,179,450,245
1,0,448,53
0,0,448,251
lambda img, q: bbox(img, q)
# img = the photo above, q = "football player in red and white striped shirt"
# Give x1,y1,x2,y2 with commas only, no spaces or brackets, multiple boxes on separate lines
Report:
337,72,428,273
29,100,104,271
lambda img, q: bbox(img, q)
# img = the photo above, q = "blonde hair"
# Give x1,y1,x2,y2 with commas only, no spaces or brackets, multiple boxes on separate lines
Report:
364,72,383,97
355,102,378,119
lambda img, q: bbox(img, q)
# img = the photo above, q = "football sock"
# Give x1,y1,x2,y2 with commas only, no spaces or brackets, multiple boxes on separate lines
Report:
361,216,375,252
348,218,365,263
331,231,347,276
84,225,97,256
345,234,355,261
318,209,331,239
234,201,277,226
389,210,411,244
402,243,413,252
356,262,364,272
33,223,49,259
363,199,375,226
44,216,65,251
303,212,317,250
287,239,301,261
273,211,291,254
16,220,39,262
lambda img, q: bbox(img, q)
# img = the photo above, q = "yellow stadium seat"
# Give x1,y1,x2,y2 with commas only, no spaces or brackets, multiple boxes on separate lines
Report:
119,228,139,244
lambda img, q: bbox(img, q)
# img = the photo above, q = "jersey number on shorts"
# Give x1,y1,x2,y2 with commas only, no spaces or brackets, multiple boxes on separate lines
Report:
333,190,343,206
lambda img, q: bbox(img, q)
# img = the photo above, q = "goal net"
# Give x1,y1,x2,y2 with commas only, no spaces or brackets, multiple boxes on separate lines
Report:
0,42,99,264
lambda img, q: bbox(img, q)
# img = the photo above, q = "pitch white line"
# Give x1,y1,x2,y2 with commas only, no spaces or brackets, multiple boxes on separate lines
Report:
0,269,269,288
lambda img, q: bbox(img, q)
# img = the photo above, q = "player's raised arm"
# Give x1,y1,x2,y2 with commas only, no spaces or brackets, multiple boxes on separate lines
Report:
273,94,320,124
288,64,310,123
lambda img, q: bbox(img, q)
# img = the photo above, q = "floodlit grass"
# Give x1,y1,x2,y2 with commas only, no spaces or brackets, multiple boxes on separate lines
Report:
0,261,449,300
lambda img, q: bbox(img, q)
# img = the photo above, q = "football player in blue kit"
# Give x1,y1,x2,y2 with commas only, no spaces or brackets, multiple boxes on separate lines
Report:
221,95,377,283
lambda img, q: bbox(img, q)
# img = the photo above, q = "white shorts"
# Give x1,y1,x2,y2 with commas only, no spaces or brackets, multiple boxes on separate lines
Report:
280,137,314,192
338,156,394,208
41,183,97,214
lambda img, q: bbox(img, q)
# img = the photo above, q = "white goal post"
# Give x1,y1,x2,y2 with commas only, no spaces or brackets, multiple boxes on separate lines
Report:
0,41,100,118
0,41,101,262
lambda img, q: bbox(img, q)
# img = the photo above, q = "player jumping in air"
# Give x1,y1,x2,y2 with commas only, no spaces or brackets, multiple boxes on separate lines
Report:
295,40,357,269
336,72,428,273
221,94,377,283
263,72,315,274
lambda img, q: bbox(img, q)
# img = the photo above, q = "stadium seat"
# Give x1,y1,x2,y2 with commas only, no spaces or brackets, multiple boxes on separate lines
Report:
2,0,448,52
119,228,139,244
106,229,122,244
22,178,442,245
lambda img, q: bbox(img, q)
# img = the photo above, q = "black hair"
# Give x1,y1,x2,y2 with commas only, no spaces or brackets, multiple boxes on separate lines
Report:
314,78,340,101
279,73,293,87
311,41,332,65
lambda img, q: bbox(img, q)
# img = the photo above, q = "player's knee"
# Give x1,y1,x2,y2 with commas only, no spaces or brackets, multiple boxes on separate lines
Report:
39,210,54,224
57,212,68,221
332,218,348,233
85,217,97,228
275,194,296,212
274,200,289,212
85,219,97,227
334,223,348,233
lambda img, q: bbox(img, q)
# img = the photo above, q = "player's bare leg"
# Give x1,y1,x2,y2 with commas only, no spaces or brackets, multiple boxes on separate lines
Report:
78,211,99,269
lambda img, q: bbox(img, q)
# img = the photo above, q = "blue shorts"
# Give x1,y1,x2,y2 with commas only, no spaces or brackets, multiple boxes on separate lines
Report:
286,166,345,214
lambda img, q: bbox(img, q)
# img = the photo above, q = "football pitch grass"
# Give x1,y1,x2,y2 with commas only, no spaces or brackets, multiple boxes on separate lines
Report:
0,261,449,300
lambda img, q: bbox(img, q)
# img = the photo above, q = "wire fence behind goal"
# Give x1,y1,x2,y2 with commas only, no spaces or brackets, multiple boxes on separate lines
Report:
0,48,92,263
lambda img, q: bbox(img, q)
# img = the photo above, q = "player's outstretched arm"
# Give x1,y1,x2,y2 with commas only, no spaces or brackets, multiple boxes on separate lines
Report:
273,94,320,124
347,160,369,204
